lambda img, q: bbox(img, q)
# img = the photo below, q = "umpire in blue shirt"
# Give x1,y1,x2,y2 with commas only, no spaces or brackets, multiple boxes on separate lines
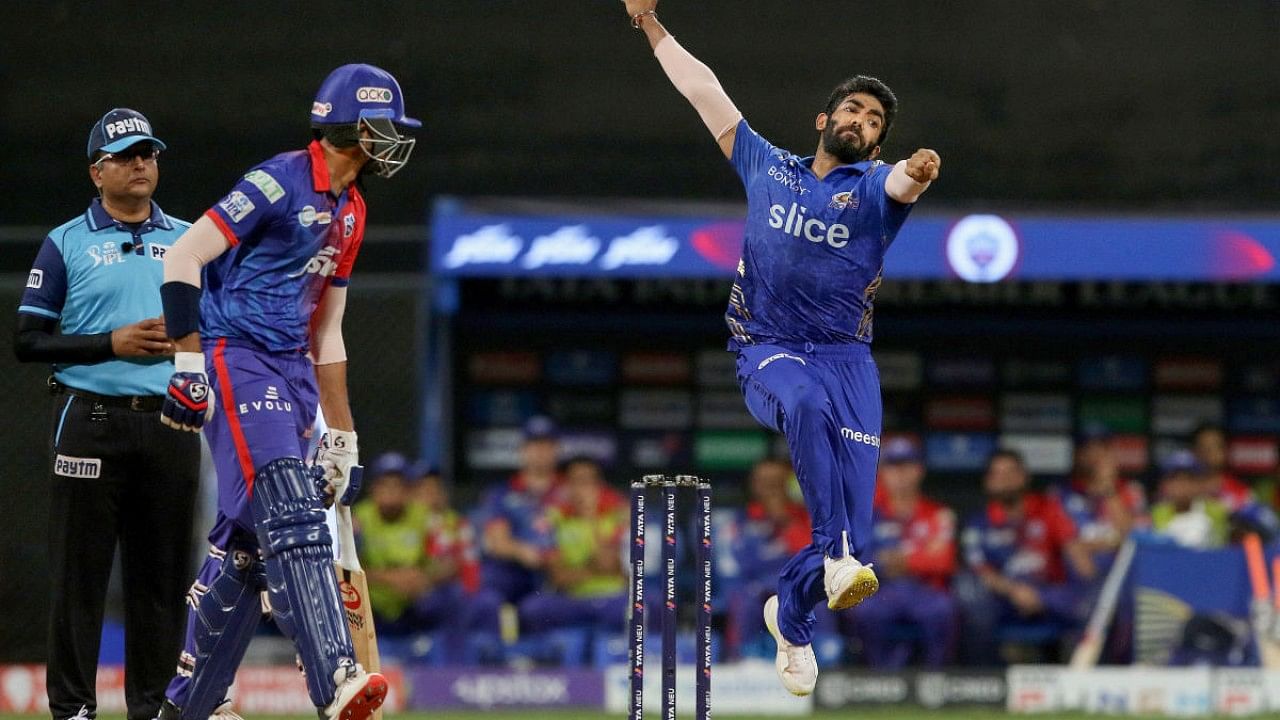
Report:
14,109,200,720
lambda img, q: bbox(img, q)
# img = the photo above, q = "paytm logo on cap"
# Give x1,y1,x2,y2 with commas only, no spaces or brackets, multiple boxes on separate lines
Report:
105,117,151,139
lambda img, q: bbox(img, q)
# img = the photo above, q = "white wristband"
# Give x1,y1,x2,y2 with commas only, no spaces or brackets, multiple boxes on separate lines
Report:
174,351,205,375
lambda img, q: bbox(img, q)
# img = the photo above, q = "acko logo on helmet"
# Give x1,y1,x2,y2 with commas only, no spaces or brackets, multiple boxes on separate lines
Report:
356,86,393,103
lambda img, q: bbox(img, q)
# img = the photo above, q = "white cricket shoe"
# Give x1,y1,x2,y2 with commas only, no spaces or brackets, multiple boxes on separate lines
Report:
324,663,387,720
763,595,818,696
823,532,879,611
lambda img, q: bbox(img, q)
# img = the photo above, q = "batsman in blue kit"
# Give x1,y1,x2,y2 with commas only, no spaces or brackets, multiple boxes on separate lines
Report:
623,0,940,696
153,64,418,720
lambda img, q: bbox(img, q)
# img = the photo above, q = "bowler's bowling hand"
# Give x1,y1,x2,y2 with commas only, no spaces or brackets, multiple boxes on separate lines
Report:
905,149,941,183
622,0,658,20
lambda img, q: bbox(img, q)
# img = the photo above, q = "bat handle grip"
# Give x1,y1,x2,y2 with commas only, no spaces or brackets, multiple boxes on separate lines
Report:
336,501,363,573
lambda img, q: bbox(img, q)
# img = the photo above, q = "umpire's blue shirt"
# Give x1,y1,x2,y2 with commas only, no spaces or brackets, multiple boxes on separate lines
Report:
19,199,190,396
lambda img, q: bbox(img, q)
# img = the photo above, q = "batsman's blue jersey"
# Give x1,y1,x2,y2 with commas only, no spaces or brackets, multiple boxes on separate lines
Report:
18,200,189,396
726,119,912,347
201,141,366,352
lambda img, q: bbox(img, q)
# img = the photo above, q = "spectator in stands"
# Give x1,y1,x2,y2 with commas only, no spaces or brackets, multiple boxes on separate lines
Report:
353,453,502,659
725,458,812,659
1191,424,1279,541
517,457,628,635
1150,450,1229,549
1055,425,1146,567
475,416,563,604
957,449,1095,665
845,437,957,668
1192,424,1252,511
414,463,483,596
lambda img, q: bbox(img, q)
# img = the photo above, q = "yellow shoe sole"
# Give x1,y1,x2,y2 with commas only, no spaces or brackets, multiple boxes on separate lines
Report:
827,566,879,611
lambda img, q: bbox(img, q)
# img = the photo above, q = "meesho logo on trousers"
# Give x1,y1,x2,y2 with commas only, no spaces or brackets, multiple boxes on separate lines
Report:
841,428,881,447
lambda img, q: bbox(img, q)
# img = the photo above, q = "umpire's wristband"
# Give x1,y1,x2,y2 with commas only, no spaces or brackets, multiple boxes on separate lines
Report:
161,281,202,338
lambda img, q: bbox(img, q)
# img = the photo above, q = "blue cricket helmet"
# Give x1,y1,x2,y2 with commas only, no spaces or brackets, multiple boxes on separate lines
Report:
310,63,419,178
311,63,420,128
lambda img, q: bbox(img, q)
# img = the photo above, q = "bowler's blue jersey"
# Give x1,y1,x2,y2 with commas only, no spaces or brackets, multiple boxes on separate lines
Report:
201,141,366,352
18,200,189,395
726,119,912,347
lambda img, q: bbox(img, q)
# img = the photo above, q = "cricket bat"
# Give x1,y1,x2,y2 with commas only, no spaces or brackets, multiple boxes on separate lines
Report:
1070,538,1137,669
333,465,383,718
1243,533,1280,669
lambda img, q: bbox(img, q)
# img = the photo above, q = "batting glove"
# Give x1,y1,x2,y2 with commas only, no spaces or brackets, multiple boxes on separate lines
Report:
161,351,215,432
316,429,360,506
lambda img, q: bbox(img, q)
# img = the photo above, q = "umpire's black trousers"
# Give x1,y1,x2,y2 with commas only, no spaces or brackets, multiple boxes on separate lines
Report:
45,389,200,720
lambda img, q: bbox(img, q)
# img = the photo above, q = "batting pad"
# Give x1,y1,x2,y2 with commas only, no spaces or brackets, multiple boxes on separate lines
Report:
252,457,355,708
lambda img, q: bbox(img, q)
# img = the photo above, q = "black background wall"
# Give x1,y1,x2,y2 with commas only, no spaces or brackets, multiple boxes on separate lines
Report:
2,0,1278,227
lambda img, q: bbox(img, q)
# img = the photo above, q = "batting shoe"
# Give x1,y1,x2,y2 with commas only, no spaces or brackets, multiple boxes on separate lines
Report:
324,664,387,720
210,700,244,720
763,595,818,696
823,532,879,611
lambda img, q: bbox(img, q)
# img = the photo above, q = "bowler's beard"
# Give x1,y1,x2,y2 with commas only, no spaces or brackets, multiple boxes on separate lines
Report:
821,122,875,163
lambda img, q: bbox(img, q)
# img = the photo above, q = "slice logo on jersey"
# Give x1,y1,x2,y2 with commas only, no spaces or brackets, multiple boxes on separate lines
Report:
342,212,357,239
150,243,170,261
946,214,1020,283
26,268,42,289
86,241,125,267
297,205,333,227
54,454,102,479
829,191,859,211
244,169,286,204
219,191,256,222
311,101,332,118
768,202,852,248
287,245,340,279
356,86,394,103
840,427,881,447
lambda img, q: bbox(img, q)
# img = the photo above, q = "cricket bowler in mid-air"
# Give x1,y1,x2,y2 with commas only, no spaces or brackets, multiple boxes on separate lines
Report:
621,0,940,696
152,63,418,720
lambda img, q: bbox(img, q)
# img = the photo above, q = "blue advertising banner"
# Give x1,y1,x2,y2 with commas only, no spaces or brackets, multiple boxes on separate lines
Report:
431,201,1280,281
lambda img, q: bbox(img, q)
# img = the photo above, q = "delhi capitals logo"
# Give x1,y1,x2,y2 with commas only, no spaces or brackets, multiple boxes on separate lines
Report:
343,212,356,239
945,214,1020,283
